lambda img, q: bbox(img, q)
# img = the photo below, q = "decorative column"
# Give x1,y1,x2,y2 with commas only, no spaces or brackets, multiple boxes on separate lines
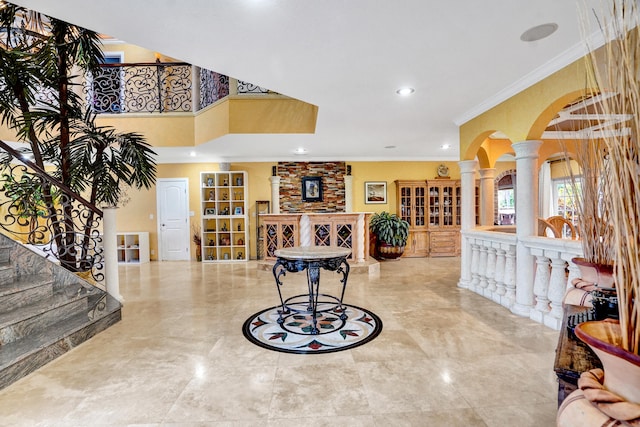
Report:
102,207,122,302
344,175,353,213
357,213,365,262
511,140,543,317
457,160,478,289
269,175,281,214
478,168,496,226
299,214,311,246
192,66,201,111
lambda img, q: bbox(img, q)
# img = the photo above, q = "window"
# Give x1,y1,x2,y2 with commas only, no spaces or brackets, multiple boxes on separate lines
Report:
554,178,581,226
89,53,124,113
497,188,515,224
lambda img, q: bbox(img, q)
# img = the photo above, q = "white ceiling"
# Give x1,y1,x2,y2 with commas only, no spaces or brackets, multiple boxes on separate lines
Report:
10,0,605,164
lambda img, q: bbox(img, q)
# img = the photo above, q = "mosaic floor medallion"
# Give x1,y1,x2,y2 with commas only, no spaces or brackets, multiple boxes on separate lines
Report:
242,303,383,354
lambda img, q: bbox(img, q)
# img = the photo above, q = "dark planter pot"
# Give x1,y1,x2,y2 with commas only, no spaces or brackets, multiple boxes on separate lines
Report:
571,257,617,320
377,242,405,260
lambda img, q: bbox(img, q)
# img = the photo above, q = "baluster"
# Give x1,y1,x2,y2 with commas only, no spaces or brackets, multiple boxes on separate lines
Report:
494,247,506,297
546,256,567,329
503,245,516,308
477,242,488,293
566,258,580,288
485,245,497,299
470,242,480,293
531,254,551,323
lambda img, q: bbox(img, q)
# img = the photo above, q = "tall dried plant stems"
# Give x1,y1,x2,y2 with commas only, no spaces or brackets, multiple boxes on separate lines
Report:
584,0,640,354
568,138,615,265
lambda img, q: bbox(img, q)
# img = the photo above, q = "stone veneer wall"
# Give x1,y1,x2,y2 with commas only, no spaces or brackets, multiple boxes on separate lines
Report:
277,161,346,213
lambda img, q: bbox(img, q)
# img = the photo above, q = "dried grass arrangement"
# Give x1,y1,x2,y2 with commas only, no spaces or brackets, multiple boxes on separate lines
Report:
582,0,640,355
565,137,615,265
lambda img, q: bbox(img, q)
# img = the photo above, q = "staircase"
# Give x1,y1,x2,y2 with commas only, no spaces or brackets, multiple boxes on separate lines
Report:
0,234,122,390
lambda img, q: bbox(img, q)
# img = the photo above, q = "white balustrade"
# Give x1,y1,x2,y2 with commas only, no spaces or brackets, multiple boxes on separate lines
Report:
461,228,582,330
463,228,517,307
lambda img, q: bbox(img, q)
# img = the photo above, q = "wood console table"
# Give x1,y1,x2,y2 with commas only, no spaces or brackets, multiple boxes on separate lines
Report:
553,304,602,407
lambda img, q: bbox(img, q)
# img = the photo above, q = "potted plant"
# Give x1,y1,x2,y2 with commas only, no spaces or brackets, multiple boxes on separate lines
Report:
369,211,409,259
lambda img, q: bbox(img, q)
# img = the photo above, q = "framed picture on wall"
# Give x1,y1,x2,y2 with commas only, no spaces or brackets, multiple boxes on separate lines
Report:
301,176,323,202
365,181,387,204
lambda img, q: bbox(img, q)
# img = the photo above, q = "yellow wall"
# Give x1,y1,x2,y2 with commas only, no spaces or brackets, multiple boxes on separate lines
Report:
460,58,593,162
101,43,178,63
116,160,460,260
97,115,196,148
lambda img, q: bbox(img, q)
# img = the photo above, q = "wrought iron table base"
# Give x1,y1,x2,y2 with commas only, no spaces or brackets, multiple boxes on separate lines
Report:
272,255,350,335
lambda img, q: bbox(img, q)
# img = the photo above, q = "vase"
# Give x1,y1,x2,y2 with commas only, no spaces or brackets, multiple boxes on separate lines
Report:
558,320,640,426
377,243,405,260
571,257,615,288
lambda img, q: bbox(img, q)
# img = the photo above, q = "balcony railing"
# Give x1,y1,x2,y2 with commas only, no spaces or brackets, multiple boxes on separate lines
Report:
84,62,272,114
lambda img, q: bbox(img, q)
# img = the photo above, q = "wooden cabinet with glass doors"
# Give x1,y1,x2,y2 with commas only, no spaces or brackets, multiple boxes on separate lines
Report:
427,179,461,256
395,180,429,257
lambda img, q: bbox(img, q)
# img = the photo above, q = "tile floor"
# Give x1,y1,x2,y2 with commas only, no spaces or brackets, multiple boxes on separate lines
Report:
0,257,560,426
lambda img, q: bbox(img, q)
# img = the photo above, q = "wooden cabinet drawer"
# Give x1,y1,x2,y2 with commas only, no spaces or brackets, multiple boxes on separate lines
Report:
429,232,459,256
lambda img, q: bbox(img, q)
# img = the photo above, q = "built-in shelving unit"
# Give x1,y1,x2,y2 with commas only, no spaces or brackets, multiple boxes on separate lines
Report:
117,232,150,264
200,171,249,262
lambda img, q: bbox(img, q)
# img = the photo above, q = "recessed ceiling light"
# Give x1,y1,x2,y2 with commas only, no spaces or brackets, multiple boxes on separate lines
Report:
294,147,307,155
440,144,451,150
384,145,396,149
189,151,197,157
520,23,558,42
396,87,415,96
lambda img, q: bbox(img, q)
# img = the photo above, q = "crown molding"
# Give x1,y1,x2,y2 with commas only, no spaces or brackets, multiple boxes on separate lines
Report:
453,30,605,127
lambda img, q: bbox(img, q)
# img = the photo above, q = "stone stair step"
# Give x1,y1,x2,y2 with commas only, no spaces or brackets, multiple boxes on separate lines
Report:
0,291,88,346
0,264,14,286
0,293,121,390
0,274,55,312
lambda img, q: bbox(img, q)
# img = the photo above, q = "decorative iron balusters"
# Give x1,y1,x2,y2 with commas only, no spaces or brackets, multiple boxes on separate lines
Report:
237,80,269,94
85,63,193,113
199,69,229,109
83,63,277,114
0,154,104,284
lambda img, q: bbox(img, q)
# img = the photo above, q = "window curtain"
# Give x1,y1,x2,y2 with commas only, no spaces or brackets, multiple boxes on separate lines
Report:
538,161,553,219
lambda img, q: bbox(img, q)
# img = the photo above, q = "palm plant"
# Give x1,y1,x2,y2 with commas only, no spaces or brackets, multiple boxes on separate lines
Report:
0,4,156,273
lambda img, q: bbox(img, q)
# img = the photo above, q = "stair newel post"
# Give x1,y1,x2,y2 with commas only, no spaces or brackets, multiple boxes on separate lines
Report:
103,207,122,301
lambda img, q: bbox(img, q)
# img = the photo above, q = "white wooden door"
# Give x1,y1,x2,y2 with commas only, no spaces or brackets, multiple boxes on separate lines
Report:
157,178,190,261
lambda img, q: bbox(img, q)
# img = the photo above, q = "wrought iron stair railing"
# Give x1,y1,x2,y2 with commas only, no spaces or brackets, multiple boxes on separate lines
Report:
0,141,104,285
